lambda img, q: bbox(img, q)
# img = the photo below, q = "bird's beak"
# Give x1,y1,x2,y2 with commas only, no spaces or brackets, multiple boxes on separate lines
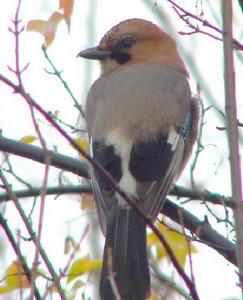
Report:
77,47,112,60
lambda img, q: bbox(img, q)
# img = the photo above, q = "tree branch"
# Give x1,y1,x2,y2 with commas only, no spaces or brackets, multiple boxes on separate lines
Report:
0,135,231,207
0,76,200,299
0,183,237,266
0,213,42,300
163,200,236,266
0,168,67,300
222,0,243,293
167,0,243,51
0,135,89,178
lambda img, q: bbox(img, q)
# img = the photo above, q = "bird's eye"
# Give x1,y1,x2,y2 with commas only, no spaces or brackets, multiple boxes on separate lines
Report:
119,37,136,49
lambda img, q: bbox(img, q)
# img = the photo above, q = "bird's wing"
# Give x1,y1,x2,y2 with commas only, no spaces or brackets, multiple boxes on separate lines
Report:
90,138,151,299
90,105,192,228
89,139,122,234
130,107,192,220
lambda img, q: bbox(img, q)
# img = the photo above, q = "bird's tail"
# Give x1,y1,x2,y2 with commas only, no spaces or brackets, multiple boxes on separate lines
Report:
100,205,150,300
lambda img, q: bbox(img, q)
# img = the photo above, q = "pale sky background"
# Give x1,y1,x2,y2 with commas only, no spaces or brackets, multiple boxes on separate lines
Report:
0,0,243,299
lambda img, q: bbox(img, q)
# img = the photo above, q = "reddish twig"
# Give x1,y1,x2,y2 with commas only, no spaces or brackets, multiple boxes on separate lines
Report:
0,73,200,300
0,212,41,300
31,162,50,299
9,1,56,298
216,119,243,131
8,0,29,83
0,163,66,300
167,0,243,51
42,225,89,299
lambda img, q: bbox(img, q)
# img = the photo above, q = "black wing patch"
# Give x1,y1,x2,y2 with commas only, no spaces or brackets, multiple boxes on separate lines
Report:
92,141,122,190
129,134,174,182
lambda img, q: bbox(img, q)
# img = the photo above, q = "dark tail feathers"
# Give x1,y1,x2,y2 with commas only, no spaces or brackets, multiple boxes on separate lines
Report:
100,206,150,300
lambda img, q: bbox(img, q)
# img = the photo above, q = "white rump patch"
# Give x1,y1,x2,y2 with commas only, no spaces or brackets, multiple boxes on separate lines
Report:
106,131,137,207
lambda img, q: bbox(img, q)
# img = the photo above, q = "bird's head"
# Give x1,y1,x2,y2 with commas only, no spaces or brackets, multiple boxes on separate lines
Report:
78,18,188,75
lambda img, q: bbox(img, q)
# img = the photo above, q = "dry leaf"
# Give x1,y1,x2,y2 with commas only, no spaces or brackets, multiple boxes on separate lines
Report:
27,12,64,47
59,0,74,30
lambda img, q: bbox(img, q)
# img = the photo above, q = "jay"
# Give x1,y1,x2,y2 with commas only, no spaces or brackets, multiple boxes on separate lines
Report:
78,18,199,300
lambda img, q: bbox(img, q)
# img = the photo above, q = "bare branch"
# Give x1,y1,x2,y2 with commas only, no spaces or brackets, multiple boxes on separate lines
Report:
167,0,243,51
163,200,236,266
0,77,200,300
0,182,237,266
42,46,85,117
0,135,232,207
0,213,42,300
0,168,66,299
222,0,243,294
0,135,89,178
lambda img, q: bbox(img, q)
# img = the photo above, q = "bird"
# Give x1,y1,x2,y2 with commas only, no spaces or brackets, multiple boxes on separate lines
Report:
78,18,199,300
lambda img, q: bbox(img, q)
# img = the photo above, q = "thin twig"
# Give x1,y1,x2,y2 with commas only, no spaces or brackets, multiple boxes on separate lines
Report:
9,1,65,296
0,135,232,206
0,168,66,300
222,0,243,295
0,135,89,178
42,46,84,117
190,87,204,188
178,209,196,286
0,77,200,300
150,259,192,300
2,154,33,189
42,225,89,299
31,162,50,299
166,0,243,50
0,180,237,265
49,111,85,133
0,213,42,300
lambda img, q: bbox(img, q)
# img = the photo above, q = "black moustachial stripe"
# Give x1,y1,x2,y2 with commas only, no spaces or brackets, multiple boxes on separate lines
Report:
110,50,131,64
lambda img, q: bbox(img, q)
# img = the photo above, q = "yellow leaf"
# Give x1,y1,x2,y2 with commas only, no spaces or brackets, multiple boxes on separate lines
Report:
73,137,89,154
20,135,38,144
0,259,30,294
67,255,102,283
59,0,74,30
148,293,160,300
147,223,198,269
27,12,64,47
